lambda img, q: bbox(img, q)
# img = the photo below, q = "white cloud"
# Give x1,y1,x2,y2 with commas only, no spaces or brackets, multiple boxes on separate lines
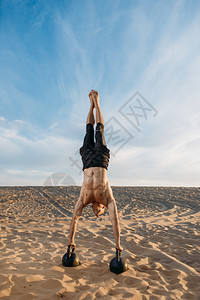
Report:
1,0,200,186
0,117,82,185
7,169,22,175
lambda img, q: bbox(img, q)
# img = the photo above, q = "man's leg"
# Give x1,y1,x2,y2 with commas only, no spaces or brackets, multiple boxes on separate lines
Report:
86,94,95,125
82,97,95,148
90,90,107,146
91,90,104,125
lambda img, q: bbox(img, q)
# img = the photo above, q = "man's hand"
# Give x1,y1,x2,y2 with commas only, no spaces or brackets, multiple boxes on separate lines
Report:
67,243,76,249
116,245,123,252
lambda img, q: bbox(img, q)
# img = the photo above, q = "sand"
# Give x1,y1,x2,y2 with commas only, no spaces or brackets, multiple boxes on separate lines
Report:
0,186,200,299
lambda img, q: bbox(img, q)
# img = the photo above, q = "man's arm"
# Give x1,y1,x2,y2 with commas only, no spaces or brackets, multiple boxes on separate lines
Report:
108,198,123,251
68,197,84,246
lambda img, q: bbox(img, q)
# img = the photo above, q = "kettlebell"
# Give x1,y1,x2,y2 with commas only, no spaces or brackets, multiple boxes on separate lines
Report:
62,245,80,267
110,249,128,274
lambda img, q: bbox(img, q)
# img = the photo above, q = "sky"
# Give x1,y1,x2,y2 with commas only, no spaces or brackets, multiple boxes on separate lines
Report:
0,0,200,187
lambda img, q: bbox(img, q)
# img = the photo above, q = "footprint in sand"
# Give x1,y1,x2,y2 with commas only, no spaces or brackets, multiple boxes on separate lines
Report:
41,278,63,289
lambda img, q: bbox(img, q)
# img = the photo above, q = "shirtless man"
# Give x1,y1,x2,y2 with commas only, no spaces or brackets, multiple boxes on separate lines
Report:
68,90,123,252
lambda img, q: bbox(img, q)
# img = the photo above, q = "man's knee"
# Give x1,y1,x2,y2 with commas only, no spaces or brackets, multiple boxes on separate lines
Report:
96,122,104,133
86,123,94,133
96,123,107,146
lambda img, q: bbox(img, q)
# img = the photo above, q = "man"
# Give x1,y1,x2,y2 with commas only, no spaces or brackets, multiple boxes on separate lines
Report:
68,90,123,252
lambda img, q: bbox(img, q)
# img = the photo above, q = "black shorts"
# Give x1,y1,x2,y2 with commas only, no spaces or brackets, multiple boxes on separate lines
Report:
80,123,110,171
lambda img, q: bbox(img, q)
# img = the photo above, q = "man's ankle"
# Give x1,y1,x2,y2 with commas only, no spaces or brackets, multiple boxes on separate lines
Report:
94,103,100,109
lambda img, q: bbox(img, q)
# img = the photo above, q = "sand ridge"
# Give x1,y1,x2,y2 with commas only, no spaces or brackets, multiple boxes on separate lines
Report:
0,186,200,299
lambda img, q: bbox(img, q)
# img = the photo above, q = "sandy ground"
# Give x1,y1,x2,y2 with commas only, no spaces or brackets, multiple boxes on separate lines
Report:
0,186,200,300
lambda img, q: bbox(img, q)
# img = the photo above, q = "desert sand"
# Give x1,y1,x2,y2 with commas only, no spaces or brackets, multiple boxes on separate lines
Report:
0,186,200,299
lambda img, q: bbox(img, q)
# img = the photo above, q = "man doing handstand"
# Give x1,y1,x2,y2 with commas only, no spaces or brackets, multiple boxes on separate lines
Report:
68,90,123,252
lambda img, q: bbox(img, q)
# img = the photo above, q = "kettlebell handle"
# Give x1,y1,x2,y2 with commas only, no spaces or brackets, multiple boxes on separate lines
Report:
67,245,76,258
116,248,122,261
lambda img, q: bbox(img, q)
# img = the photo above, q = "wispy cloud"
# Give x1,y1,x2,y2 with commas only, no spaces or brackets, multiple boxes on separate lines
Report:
0,117,81,185
1,0,200,186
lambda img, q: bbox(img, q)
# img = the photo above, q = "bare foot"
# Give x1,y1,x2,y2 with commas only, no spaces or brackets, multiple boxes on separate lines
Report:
88,91,95,108
90,90,99,107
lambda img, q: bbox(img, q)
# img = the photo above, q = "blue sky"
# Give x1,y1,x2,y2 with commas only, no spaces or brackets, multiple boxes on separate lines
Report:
0,0,200,186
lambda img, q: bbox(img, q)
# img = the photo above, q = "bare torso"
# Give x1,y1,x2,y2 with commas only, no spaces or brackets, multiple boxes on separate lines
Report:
68,90,122,251
80,167,113,207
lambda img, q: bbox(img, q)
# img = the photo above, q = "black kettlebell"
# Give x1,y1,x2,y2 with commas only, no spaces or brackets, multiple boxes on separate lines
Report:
110,249,128,274
62,245,80,267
